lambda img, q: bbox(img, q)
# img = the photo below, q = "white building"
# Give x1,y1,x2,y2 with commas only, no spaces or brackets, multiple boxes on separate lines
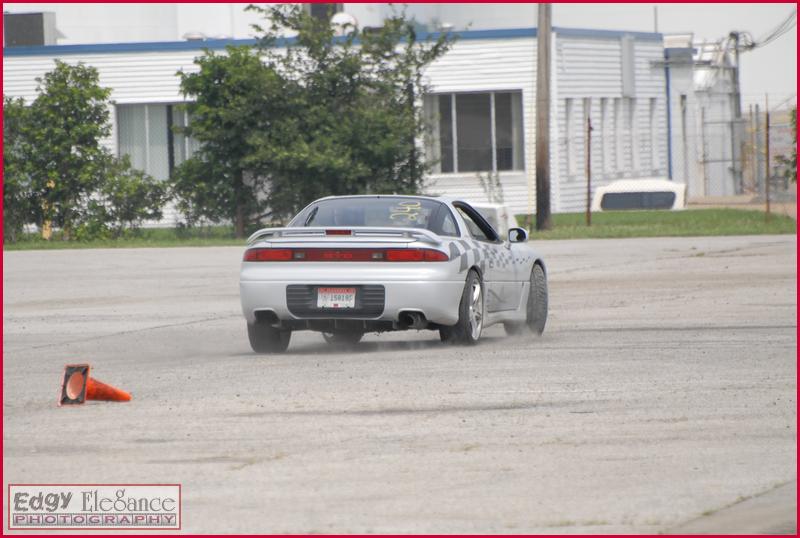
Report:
3,22,670,218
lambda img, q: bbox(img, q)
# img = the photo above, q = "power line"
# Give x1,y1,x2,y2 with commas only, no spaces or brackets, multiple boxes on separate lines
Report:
769,93,797,112
752,9,796,49
731,9,796,52
757,10,795,42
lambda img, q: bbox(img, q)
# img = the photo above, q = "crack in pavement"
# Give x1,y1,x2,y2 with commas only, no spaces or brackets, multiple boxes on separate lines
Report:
232,399,614,418
663,480,797,534
15,313,241,351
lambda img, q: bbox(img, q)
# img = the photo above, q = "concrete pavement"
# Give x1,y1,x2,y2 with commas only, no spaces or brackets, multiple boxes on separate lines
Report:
3,235,796,533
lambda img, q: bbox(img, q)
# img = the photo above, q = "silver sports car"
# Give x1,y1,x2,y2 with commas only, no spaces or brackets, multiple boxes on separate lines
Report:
239,195,547,352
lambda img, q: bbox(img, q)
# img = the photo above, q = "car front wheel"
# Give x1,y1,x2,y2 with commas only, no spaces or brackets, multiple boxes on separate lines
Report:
247,322,291,353
505,263,548,336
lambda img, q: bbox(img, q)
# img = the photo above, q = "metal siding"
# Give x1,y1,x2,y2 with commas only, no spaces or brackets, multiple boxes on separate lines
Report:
3,51,202,104
557,38,623,97
555,36,667,212
423,38,536,93
103,104,116,154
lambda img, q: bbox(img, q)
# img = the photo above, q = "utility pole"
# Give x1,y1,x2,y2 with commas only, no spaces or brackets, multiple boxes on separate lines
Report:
535,3,552,231
700,106,708,196
755,103,762,190
730,33,743,120
653,6,658,33
730,31,743,193
749,103,757,190
586,116,593,226
765,94,771,220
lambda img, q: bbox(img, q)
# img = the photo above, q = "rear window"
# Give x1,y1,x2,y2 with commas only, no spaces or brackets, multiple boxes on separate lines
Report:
600,191,676,210
289,197,459,236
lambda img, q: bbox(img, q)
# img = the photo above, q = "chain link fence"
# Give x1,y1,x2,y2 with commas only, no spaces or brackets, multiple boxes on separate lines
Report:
745,99,797,202
672,94,796,209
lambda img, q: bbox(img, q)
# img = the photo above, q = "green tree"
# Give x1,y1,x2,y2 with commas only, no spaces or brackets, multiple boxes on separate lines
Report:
3,96,33,242
172,4,452,236
173,46,285,236
24,61,113,236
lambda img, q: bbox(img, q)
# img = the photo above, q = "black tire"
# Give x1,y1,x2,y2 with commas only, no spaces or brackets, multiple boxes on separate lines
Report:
504,263,548,336
439,270,484,345
247,322,291,353
528,264,548,334
322,331,364,346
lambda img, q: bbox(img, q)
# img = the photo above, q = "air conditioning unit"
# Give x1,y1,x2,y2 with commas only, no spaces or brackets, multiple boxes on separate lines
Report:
3,12,60,47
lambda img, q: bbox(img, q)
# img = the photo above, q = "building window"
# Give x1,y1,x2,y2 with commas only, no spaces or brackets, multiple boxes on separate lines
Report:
437,95,454,173
494,92,523,171
649,97,659,171
456,93,492,172
117,104,198,180
425,91,524,174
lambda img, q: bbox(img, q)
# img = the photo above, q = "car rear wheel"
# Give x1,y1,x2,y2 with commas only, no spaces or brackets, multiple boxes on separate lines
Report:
504,263,548,336
247,322,291,353
440,270,483,345
322,331,364,346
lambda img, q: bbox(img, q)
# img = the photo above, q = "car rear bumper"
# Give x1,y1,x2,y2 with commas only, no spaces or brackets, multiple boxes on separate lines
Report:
240,279,464,326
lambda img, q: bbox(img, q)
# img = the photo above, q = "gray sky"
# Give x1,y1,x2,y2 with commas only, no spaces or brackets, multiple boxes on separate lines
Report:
553,3,796,108
5,3,796,108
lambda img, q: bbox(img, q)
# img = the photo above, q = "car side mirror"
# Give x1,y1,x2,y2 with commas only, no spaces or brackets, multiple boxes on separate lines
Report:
508,227,528,243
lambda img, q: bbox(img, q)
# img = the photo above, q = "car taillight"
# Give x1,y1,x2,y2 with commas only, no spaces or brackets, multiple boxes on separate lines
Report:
385,249,449,262
243,248,448,262
243,248,292,261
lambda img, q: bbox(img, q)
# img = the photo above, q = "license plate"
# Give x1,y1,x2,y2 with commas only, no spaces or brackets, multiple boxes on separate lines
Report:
317,287,356,309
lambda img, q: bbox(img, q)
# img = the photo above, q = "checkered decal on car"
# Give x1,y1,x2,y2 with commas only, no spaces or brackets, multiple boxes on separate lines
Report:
448,240,520,273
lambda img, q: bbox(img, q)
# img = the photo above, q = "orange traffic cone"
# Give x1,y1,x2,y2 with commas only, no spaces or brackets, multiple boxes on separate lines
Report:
59,364,132,406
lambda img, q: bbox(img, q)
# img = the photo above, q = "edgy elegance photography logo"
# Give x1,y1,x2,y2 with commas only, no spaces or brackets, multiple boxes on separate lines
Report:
8,484,181,530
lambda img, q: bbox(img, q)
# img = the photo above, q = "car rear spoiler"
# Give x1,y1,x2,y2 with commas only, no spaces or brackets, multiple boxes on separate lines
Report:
246,227,444,246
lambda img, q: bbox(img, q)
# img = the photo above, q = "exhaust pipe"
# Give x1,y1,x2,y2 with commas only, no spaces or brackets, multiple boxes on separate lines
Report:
255,310,281,327
399,311,427,330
